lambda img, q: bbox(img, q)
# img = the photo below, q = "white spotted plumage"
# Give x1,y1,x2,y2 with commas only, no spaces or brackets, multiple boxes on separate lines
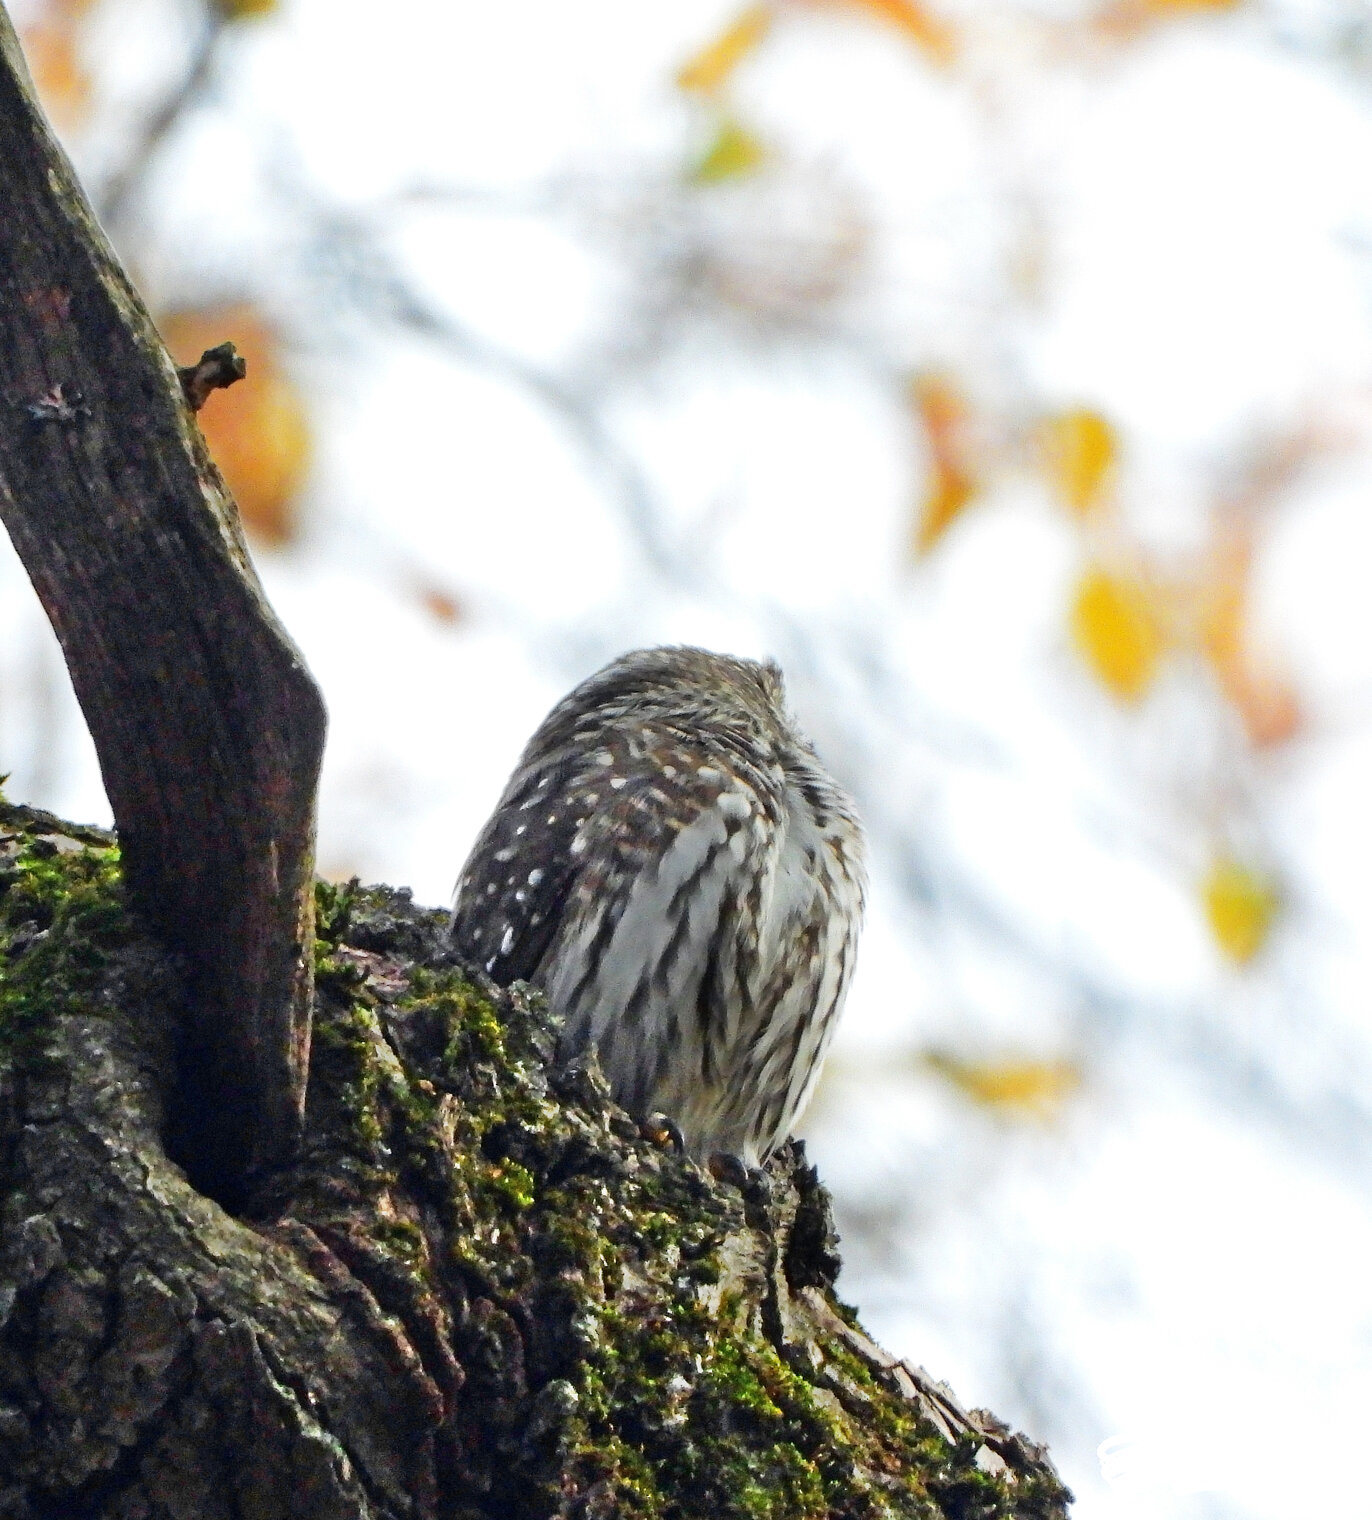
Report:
450,646,866,1166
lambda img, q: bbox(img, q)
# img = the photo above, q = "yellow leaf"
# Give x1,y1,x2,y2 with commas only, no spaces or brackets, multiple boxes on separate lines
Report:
1070,565,1165,701
914,465,976,556
677,5,773,95
691,116,768,183
925,1051,1081,1118
834,0,957,63
1040,408,1116,517
162,307,310,547
212,0,278,18
1203,857,1278,964
909,372,979,555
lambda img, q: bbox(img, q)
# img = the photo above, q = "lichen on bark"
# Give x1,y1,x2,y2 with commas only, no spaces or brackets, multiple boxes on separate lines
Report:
0,796,1071,1519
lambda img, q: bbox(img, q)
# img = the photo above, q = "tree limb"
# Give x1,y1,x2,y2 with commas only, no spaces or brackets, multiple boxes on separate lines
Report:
0,8,327,1200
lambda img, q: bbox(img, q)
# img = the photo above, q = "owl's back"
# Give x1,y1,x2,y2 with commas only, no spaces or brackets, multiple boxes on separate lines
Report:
450,647,866,1165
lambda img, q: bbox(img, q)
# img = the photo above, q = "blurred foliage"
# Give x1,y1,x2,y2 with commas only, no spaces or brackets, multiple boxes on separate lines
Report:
1141,0,1240,11
1070,563,1167,703
924,1050,1082,1120
677,5,772,96
1039,409,1117,520
412,582,465,627
909,372,979,555
1203,856,1279,965
831,0,958,63
211,0,276,17
1201,536,1303,749
683,0,955,80
691,114,770,184
18,0,93,129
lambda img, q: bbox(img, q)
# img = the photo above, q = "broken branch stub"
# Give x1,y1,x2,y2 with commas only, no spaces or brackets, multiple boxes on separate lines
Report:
179,341,248,412
0,10,327,1201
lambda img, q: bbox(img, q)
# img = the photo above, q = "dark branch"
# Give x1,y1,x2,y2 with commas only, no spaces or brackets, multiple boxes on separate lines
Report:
178,340,248,411
0,8,327,1202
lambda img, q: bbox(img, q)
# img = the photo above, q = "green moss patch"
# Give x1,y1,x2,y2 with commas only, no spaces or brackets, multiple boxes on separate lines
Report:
0,803,131,1062
292,879,1071,1520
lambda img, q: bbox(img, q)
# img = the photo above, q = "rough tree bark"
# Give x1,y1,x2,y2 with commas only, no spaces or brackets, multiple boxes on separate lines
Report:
0,6,326,1201
0,11,1073,1518
0,801,1070,1519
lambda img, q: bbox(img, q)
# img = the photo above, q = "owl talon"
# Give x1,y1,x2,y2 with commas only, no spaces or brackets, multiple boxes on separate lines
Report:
640,1113,686,1153
707,1151,752,1189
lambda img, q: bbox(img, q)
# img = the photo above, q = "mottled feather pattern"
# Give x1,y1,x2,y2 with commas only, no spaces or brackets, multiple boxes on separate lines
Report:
451,646,866,1166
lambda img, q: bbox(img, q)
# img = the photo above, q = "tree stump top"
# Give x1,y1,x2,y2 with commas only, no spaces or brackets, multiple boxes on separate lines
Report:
0,797,1071,1519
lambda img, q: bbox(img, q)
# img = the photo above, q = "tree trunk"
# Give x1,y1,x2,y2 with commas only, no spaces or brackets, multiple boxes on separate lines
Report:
0,800,1069,1519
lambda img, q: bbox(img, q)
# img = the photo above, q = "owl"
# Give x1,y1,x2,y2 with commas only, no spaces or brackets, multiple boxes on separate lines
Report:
450,646,866,1167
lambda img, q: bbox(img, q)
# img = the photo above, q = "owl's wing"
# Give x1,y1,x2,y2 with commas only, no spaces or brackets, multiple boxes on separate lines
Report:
545,748,780,1121
450,749,587,984
451,730,780,1121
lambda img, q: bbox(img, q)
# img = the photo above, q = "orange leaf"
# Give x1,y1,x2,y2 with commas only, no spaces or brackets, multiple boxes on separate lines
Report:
690,116,769,183
1095,0,1241,40
910,372,979,555
20,24,90,130
1202,857,1278,964
1039,408,1116,518
925,1050,1081,1118
162,307,310,547
1226,669,1302,749
677,5,773,95
413,582,465,626
1070,564,1166,701
1199,543,1302,747
832,0,957,63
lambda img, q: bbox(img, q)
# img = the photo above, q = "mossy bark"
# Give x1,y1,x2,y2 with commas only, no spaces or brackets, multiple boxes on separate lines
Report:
0,798,1071,1520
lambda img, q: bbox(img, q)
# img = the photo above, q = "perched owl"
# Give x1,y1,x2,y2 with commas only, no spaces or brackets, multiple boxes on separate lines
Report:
450,646,866,1167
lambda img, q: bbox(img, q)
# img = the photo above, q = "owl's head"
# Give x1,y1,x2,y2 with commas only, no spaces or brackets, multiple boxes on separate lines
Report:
532,645,794,758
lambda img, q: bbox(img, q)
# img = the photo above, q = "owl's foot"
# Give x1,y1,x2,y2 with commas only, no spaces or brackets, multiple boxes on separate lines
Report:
707,1150,749,1187
708,1151,773,1216
640,1112,686,1153
704,1150,759,1188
